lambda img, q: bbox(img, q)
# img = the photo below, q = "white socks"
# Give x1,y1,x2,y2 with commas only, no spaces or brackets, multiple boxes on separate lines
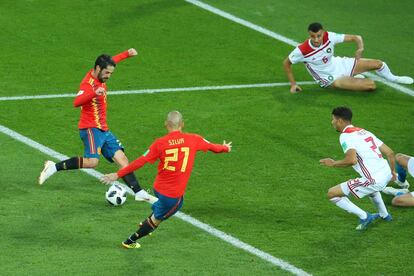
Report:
376,62,397,82
330,197,367,219
369,192,389,218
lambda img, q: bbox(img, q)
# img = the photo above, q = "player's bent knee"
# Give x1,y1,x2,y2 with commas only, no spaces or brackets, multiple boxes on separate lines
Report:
327,188,337,199
395,153,404,164
374,60,383,70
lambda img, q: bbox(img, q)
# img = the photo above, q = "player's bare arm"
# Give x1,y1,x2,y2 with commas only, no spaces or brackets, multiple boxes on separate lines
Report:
320,149,357,167
379,143,397,181
283,57,302,93
343,35,364,59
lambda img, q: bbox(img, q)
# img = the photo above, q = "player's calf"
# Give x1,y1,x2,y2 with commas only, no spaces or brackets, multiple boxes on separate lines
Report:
123,215,159,246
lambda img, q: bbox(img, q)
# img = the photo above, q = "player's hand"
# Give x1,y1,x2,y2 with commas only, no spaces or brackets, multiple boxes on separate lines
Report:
319,158,335,167
95,87,105,96
223,140,232,152
128,48,138,57
101,173,119,185
290,85,302,94
355,48,364,59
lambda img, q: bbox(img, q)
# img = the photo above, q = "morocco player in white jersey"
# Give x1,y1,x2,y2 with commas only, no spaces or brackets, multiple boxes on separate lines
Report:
283,22,413,93
320,107,396,231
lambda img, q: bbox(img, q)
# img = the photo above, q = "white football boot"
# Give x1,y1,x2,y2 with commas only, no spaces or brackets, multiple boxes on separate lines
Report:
394,76,413,85
395,177,410,189
135,189,151,202
38,160,57,185
382,187,409,196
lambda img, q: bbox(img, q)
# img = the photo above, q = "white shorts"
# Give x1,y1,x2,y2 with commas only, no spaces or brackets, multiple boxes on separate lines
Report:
306,56,357,88
408,157,414,177
340,173,392,199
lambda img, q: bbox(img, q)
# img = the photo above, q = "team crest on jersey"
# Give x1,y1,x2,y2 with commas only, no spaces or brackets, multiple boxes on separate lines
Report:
326,48,332,53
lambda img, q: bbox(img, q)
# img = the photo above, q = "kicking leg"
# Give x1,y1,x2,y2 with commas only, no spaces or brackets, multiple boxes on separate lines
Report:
331,77,376,91
38,157,98,185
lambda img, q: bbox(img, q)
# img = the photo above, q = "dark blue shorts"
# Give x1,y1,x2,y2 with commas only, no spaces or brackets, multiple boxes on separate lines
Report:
152,190,184,221
79,128,124,163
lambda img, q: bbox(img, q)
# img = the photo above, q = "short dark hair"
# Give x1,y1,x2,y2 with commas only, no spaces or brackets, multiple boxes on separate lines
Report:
308,22,323,33
94,54,116,69
332,106,352,122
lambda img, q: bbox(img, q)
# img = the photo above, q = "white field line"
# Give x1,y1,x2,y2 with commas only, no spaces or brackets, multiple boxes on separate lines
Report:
185,0,414,97
0,81,315,101
0,124,311,276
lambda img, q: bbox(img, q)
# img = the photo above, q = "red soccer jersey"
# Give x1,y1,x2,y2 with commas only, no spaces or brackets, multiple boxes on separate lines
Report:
117,131,230,197
74,50,131,131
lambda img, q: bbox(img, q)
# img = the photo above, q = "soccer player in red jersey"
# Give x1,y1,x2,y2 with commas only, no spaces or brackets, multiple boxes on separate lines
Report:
39,48,150,201
101,111,232,249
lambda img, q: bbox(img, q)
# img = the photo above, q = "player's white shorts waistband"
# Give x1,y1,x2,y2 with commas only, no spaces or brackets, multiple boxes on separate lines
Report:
340,173,392,199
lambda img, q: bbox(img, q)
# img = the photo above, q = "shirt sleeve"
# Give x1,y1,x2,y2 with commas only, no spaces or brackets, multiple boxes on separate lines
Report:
328,31,345,45
112,50,130,64
73,83,95,107
117,141,160,178
288,47,304,64
339,134,355,153
196,135,229,153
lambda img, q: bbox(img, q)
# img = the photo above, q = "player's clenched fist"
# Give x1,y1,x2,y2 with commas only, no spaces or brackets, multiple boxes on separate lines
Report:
128,48,138,56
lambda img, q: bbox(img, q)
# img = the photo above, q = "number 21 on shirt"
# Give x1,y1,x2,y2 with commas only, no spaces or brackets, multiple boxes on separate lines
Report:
164,147,190,172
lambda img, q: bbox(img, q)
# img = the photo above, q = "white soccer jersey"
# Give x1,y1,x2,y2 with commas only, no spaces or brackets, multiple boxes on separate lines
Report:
288,31,354,87
339,125,391,182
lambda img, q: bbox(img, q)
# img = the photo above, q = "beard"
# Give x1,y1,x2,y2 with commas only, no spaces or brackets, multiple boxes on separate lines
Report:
97,71,108,83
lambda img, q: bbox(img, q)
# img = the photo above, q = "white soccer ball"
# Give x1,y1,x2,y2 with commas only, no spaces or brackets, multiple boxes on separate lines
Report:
105,184,127,206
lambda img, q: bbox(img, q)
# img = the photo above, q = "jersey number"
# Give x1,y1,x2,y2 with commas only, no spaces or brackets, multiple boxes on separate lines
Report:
164,147,190,172
364,137,382,158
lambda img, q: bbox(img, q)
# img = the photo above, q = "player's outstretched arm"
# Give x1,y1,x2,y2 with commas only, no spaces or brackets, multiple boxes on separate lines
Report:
379,143,397,181
283,57,302,93
112,48,138,63
344,35,364,59
320,149,357,167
